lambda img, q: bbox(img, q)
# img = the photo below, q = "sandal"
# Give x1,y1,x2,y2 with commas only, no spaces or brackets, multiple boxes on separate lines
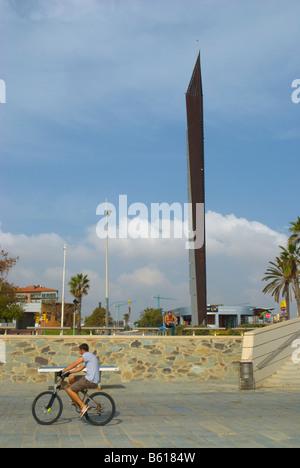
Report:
80,405,89,419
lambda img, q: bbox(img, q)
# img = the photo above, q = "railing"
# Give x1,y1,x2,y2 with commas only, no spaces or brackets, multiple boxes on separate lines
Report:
17,325,257,337
0,326,17,335
27,326,125,336
132,327,173,336
81,327,124,336
27,327,71,335
131,327,257,336
184,327,257,336
186,327,225,336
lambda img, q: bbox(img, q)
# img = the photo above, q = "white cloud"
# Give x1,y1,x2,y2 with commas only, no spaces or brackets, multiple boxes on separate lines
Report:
0,211,291,321
205,211,290,310
206,211,287,263
0,227,63,265
117,266,166,289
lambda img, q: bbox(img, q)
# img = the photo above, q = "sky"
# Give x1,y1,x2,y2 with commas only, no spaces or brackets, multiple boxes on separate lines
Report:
0,0,299,323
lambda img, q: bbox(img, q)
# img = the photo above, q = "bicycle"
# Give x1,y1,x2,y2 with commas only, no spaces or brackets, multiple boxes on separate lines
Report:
32,374,116,426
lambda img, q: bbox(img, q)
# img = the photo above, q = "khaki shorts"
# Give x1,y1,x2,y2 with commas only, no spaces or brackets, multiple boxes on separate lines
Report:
70,376,98,393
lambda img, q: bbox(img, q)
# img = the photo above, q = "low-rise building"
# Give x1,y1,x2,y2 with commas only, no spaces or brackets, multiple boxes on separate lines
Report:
170,305,274,328
16,285,58,304
15,285,58,329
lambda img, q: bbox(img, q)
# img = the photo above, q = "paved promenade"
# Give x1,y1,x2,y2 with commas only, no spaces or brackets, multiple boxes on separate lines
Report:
0,379,300,448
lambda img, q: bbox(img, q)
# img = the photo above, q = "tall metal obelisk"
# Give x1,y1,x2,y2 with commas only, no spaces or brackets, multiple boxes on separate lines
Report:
186,53,207,325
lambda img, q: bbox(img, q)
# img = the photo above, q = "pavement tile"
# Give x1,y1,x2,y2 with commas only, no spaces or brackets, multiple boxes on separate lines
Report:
1,380,300,448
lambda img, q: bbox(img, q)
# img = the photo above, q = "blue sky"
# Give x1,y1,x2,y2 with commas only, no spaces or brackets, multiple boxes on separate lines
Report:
0,0,299,321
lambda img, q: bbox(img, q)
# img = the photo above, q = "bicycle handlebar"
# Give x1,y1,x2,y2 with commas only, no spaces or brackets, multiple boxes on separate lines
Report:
56,371,71,380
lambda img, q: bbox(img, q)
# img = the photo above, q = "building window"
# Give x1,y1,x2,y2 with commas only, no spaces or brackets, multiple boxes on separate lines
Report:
207,315,216,325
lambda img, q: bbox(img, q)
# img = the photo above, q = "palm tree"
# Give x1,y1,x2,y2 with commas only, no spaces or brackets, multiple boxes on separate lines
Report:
68,273,90,334
262,244,300,318
289,217,300,246
280,243,300,317
262,251,293,319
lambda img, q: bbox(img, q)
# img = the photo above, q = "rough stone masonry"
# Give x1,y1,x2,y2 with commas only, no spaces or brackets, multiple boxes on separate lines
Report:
0,335,242,384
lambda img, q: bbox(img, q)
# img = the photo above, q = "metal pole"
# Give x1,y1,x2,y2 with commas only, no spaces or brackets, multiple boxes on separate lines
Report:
105,199,111,329
60,244,67,335
117,305,120,327
72,299,79,336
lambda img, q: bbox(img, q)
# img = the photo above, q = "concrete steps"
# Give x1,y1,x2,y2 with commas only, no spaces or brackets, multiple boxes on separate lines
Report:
262,360,300,388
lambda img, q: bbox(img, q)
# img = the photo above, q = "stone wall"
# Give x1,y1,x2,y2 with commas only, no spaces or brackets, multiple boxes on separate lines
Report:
0,335,242,384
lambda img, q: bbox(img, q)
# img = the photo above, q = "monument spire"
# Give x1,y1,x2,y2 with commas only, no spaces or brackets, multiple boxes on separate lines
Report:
186,52,207,325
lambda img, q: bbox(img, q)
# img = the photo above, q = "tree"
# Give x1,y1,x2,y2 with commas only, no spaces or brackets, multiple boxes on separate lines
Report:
262,217,300,319
134,308,163,327
0,246,23,324
0,282,24,323
262,251,293,319
42,301,74,326
262,244,300,318
289,217,300,246
0,247,18,291
85,307,113,327
287,217,300,316
68,273,90,335
280,243,300,317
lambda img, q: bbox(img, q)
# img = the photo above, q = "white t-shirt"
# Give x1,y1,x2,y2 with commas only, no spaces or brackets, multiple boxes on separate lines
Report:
82,352,100,384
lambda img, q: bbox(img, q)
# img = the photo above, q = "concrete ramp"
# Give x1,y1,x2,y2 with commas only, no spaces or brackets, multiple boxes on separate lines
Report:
241,317,300,389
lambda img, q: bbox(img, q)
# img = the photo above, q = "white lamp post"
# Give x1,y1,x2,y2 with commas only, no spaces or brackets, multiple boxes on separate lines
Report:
105,199,112,328
60,244,67,335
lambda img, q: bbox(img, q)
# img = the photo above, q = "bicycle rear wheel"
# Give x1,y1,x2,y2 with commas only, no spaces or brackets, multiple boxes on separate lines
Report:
85,392,116,426
32,391,63,425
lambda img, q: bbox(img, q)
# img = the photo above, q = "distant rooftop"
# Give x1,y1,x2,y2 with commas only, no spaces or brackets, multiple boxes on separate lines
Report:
16,285,58,293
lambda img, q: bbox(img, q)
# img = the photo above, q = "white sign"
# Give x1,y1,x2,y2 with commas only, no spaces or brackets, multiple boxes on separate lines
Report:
0,340,6,364
0,79,6,103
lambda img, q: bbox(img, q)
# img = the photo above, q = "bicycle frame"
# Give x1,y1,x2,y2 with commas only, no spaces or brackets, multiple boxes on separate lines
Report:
46,383,61,411
50,377,101,413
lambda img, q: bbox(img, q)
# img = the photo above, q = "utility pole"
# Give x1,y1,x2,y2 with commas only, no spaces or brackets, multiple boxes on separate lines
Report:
105,199,112,328
60,244,67,335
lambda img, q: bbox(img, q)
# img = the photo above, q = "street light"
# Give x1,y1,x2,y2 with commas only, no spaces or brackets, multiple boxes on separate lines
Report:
60,244,67,335
105,199,112,329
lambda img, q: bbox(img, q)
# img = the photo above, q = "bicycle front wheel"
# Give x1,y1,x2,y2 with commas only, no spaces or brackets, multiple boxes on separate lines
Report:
32,391,63,425
85,392,116,426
